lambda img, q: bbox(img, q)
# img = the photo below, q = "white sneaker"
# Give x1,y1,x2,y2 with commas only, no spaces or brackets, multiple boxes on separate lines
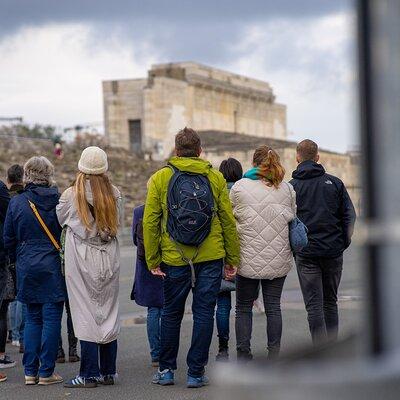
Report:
11,340,20,347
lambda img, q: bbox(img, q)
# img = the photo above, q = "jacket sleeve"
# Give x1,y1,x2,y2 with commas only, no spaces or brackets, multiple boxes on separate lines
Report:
340,184,356,248
0,181,10,224
217,178,240,266
143,174,163,269
56,188,72,227
3,204,16,254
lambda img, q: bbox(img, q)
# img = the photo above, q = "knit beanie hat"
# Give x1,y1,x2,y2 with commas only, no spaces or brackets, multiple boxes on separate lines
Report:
78,146,108,175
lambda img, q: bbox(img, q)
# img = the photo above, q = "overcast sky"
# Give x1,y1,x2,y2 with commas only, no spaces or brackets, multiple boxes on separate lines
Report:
0,0,357,152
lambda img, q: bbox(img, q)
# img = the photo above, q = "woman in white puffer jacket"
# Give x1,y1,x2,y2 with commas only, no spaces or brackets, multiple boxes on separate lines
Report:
230,145,296,361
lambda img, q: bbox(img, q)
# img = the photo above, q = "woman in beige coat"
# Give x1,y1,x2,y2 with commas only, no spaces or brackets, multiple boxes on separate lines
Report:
230,145,296,361
56,147,122,388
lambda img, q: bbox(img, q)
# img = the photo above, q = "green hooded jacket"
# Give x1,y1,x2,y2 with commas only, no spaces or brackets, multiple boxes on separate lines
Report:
143,156,240,269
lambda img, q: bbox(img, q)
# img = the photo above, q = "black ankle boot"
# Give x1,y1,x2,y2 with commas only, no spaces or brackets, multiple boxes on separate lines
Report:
237,349,253,363
216,338,229,362
56,346,65,363
68,336,80,363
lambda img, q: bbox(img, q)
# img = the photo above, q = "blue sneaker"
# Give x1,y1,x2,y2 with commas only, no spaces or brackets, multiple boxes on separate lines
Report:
187,374,210,388
152,369,174,386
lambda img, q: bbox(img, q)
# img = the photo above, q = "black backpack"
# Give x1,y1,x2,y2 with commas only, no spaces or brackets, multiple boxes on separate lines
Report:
166,164,214,247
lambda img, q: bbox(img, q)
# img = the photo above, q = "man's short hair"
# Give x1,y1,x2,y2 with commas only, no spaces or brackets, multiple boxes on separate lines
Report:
297,139,319,162
175,127,201,157
7,164,24,184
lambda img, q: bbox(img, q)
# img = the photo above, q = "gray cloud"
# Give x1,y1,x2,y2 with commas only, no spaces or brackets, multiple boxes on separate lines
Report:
1,0,353,67
2,0,351,32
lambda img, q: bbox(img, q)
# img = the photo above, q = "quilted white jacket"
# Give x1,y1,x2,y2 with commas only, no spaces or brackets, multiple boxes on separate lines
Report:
230,179,296,279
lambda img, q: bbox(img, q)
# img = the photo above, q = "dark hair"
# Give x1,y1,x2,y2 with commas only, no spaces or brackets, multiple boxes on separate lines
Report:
7,164,24,184
296,139,318,162
252,146,285,189
219,158,243,183
175,127,201,157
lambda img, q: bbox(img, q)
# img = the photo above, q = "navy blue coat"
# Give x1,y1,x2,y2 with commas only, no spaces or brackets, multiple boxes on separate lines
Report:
130,205,164,308
0,181,10,305
3,184,66,304
290,160,356,258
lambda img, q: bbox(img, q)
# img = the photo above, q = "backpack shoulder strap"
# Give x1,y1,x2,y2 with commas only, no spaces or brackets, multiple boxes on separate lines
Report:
166,163,179,174
28,199,61,252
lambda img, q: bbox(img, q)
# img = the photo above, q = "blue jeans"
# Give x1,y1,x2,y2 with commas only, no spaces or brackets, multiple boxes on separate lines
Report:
23,302,63,378
159,259,223,377
216,291,232,341
8,301,26,342
80,340,118,379
147,307,162,362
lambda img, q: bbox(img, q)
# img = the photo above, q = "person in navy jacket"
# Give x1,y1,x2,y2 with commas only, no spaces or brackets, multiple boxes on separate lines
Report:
290,140,356,346
4,156,65,385
131,205,164,367
0,180,11,375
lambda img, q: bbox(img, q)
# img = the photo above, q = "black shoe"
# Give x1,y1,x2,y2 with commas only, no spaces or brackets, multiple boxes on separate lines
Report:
216,347,229,362
99,375,114,386
216,338,229,362
19,342,24,354
56,347,66,364
237,350,253,363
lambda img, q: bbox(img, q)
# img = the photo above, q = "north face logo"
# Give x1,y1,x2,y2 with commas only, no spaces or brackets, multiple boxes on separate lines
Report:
325,180,333,185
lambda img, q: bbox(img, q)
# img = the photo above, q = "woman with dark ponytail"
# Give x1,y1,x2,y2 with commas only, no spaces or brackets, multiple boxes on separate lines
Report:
230,145,296,361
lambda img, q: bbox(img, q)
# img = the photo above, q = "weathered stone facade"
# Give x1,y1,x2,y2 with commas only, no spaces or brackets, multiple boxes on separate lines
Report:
103,62,287,158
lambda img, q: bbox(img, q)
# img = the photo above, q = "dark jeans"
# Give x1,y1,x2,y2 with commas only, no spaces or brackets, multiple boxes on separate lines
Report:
0,300,10,353
79,340,118,379
235,274,286,356
23,302,64,378
147,307,162,362
295,255,343,345
159,259,223,377
216,291,232,342
58,300,77,350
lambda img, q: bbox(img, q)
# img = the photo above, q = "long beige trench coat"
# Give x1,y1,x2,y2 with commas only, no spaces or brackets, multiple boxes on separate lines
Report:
56,184,122,344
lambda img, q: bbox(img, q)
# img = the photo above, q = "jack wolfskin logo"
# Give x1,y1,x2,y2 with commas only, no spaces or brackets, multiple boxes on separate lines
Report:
325,180,333,185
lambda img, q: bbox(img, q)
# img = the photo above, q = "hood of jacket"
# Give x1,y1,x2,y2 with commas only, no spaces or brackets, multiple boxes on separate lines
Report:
168,156,212,176
292,160,325,180
24,183,60,211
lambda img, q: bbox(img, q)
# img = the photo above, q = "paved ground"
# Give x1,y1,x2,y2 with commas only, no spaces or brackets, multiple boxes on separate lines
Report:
1,245,363,400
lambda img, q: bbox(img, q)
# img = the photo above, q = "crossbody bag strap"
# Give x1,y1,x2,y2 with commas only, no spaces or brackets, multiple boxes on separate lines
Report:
28,200,61,252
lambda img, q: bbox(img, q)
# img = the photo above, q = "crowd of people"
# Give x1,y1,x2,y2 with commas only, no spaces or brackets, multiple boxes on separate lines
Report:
0,127,356,389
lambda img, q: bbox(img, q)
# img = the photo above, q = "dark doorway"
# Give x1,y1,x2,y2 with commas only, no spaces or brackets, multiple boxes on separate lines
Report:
128,119,142,154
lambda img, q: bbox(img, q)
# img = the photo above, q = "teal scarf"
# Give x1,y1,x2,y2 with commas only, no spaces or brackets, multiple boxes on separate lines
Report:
243,167,272,181
243,167,260,180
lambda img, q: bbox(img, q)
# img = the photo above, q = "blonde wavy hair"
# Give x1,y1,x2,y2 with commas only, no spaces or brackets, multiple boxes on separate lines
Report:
252,145,285,189
74,172,118,237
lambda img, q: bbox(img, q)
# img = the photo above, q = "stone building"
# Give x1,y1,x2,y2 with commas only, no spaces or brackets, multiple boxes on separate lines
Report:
103,62,361,213
103,62,287,158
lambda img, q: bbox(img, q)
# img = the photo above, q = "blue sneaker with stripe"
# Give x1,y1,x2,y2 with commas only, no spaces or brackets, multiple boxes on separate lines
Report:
187,374,210,388
152,369,174,386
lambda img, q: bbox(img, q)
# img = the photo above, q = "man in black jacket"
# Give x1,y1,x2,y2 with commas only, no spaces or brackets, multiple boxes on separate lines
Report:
290,139,356,345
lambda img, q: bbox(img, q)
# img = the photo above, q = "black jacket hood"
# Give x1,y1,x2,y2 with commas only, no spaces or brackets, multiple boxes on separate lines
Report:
292,160,326,180
24,184,60,211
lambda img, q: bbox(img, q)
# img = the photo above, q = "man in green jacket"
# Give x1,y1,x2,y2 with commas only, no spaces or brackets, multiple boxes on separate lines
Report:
143,127,240,388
